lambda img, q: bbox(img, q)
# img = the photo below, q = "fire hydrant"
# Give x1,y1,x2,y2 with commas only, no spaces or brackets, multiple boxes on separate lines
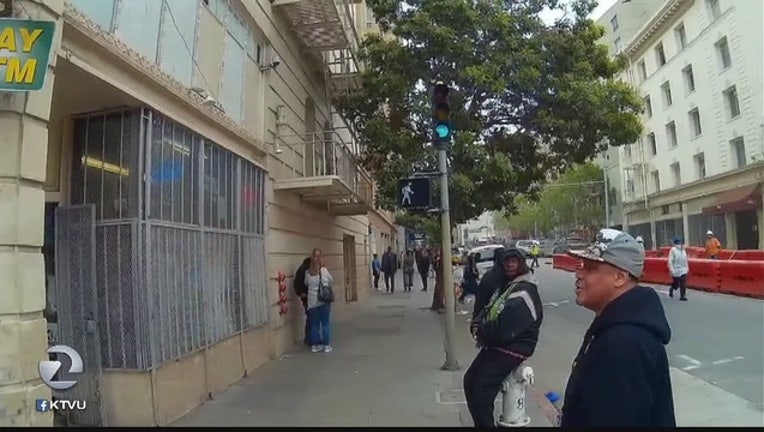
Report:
497,363,534,427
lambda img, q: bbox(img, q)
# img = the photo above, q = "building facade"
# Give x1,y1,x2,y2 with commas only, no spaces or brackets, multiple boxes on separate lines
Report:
1,0,396,426
608,0,764,249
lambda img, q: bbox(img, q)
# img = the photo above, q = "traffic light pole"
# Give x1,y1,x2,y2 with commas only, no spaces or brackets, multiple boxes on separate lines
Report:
437,142,459,372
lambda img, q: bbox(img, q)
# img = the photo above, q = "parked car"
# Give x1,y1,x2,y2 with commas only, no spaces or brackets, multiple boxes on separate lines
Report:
468,244,506,280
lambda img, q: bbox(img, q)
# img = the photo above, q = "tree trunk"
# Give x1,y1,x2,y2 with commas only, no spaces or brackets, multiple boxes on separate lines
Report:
430,262,445,311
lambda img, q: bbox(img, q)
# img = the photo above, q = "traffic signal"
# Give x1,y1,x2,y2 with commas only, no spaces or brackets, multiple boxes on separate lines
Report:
432,81,452,144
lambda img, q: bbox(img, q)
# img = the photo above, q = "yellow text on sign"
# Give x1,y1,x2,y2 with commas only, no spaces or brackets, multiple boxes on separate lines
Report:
0,26,44,84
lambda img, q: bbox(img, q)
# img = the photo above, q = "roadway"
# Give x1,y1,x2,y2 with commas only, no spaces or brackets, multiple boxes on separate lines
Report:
529,262,764,426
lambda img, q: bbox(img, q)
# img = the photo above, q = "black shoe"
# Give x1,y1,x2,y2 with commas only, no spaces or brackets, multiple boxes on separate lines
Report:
669,290,674,297
680,297,688,301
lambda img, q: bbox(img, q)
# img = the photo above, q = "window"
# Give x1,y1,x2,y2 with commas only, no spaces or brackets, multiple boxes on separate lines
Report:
69,0,116,30
114,0,163,62
666,121,678,148
366,5,375,28
157,0,199,86
682,65,695,93
651,170,661,193
647,133,657,155
661,81,673,107
730,137,746,168
707,0,721,19
611,15,619,31
637,60,647,82
625,144,632,159
655,42,667,66
221,33,246,122
694,153,706,179
644,95,652,117
689,108,702,137
614,37,623,53
723,85,741,118
670,162,681,187
716,37,732,69
674,24,687,50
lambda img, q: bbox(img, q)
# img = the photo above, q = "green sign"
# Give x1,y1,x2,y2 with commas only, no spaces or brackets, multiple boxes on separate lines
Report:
0,18,55,91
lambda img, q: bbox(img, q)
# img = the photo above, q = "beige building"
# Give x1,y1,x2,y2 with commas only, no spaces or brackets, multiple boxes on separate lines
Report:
1,0,398,427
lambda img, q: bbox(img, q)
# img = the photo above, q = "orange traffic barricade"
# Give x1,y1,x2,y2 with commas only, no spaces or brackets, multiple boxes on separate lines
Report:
686,259,722,293
640,257,673,286
718,260,764,299
727,250,764,261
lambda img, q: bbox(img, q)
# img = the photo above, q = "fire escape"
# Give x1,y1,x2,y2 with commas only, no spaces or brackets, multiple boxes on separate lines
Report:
270,0,372,216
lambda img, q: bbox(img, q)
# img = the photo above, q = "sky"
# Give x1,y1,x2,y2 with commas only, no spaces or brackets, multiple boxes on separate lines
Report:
538,0,619,25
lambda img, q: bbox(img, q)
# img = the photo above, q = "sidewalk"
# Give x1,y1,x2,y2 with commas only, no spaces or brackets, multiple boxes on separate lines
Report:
172,273,555,427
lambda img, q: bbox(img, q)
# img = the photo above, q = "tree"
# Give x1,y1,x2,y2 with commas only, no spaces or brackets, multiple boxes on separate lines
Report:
496,162,607,238
338,0,643,225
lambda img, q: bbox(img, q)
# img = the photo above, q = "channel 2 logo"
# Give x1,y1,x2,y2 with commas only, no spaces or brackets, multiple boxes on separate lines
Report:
36,345,87,413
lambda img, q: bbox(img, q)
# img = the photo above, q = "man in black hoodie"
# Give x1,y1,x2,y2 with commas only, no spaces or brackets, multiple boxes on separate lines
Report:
293,257,312,346
561,229,676,427
464,248,544,427
471,247,505,321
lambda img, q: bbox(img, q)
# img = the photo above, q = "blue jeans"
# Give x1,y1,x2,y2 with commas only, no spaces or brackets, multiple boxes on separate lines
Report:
308,303,331,346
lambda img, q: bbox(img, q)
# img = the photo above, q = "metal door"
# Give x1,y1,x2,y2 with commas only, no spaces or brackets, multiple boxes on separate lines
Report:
54,205,106,426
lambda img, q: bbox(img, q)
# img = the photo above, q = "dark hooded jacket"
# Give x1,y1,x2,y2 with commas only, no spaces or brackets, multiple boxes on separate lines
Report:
561,285,676,428
471,247,505,320
293,258,312,309
472,248,543,358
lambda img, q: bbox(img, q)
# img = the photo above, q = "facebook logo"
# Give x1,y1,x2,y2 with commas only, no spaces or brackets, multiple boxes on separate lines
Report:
36,399,50,412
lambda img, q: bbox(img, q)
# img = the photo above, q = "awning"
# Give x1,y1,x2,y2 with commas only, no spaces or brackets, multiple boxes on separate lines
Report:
701,184,762,214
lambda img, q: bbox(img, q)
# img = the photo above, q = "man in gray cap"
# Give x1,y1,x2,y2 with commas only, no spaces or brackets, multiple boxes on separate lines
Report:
559,228,676,427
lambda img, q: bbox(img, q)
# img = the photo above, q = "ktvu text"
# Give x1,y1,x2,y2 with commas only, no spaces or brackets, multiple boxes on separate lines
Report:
36,345,87,413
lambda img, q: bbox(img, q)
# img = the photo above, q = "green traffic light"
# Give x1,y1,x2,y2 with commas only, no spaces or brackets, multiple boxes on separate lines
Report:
435,124,450,139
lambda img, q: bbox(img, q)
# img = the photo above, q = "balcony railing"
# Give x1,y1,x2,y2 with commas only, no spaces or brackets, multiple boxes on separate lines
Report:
271,130,373,215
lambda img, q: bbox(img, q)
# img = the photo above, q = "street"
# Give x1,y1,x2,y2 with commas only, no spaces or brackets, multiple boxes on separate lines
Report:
531,261,764,426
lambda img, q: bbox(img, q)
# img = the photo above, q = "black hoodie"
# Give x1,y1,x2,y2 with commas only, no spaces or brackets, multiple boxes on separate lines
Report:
561,285,676,428
471,247,506,320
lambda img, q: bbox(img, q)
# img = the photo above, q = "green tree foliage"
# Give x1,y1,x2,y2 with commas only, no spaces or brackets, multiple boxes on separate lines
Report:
338,0,643,227
496,162,607,237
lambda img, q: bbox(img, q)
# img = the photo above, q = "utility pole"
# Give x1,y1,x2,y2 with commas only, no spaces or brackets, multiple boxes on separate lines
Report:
432,81,459,371
603,166,610,228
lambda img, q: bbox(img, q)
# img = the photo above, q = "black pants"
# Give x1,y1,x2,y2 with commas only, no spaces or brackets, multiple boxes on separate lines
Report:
373,271,380,289
419,271,428,291
531,256,539,268
670,274,687,299
302,300,311,345
384,271,395,292
464,348,524,427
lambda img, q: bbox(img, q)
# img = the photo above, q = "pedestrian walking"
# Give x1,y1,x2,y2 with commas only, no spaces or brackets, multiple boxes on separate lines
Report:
403,250,416,291
705,230,722,259
530,241,541,268
668,236,689,301
371,253,381,290
459,254,479,303
305,248,334,353
381,247,398,293
464,248,543,427
292,256,312,346
417,249,431,292
561,228,675,427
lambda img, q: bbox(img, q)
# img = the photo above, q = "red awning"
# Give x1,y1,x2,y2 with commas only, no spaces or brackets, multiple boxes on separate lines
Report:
701,184,762,214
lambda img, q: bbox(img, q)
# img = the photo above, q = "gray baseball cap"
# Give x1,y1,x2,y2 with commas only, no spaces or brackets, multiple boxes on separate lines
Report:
567,228,645,278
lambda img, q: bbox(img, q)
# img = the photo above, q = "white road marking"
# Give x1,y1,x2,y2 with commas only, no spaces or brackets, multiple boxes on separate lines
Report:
712,356,744,365
676,354,703,371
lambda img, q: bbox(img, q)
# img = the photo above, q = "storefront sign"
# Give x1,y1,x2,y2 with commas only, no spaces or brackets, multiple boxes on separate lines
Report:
0,18,55,91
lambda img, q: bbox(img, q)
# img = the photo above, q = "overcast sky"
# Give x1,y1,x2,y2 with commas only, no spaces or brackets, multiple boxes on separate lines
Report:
539,0,618,24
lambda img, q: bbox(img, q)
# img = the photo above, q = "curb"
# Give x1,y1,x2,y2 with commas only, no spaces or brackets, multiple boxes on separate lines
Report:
529,386,560,426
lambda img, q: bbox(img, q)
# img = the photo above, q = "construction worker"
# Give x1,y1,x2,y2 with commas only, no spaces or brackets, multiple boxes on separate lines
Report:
530,241,541,268
705,230,722,259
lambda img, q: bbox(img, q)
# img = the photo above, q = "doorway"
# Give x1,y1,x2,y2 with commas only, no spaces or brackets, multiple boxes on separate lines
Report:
734,210,759,249
342,234,358,302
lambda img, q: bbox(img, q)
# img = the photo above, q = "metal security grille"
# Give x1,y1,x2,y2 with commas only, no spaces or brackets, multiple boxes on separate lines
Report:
54,205,106,426
688,213,726,247
66,107,269,372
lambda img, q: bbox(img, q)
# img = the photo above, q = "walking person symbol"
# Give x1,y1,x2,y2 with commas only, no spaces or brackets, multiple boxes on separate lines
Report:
401,182,414,205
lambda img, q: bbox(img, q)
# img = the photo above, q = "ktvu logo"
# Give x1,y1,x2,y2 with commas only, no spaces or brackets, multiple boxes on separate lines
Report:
36,345,87,412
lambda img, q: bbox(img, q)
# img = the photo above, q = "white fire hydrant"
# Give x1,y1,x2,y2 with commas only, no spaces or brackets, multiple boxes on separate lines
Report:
497,363,534,427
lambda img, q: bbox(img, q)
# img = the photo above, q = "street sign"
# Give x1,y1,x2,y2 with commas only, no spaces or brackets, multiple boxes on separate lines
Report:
398,177,431,209
0,18,56,91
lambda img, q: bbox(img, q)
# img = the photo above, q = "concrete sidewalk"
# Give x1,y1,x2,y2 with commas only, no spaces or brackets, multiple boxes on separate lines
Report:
172,274,555,427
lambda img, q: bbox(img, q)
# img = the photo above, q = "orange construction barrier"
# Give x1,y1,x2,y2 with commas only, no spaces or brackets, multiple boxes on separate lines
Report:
718,260,764,299
639,257,673,286
727,250,764,261
686,259,722,293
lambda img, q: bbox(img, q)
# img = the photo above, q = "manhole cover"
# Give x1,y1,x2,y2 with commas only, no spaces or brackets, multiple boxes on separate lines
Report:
436,389,465,404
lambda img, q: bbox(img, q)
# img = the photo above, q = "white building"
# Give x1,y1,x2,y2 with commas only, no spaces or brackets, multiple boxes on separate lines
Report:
606,0,764,250
463,212,496,244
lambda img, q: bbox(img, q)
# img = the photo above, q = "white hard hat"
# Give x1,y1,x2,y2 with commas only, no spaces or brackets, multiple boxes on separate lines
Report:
635,235,644,243
706,230,714,235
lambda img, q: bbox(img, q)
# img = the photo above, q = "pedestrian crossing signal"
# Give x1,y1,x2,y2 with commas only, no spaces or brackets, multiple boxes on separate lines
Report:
398,177,431,209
